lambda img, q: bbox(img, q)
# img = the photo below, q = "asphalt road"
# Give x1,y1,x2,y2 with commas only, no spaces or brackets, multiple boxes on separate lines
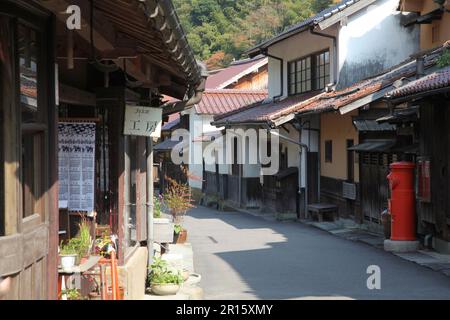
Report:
184,206,450,300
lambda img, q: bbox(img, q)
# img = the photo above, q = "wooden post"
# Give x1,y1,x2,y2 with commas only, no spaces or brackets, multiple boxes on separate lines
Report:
67,30,74,70
123,136,130,252
146,138,154,266
136,137,147,241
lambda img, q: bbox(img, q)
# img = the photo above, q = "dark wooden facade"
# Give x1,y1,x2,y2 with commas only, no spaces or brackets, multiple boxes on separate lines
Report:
417,97,450,242
0,0,58,300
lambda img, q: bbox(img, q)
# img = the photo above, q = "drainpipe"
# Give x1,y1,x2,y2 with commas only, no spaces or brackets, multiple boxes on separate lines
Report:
260,49,284,100
146,137,154,266
268,130,309,217
310,27,338,84
162,61,208,115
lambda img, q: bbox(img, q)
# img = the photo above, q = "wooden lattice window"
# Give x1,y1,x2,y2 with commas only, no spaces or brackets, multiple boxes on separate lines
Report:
288,50,330,95
325,140,333,163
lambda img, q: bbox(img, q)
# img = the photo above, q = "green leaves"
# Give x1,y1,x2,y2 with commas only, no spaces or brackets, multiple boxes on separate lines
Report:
437,48,450,68
173,0,329,68
147,257,184,285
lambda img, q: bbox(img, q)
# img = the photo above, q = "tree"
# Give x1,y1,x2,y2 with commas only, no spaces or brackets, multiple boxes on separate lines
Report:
173,0,328,67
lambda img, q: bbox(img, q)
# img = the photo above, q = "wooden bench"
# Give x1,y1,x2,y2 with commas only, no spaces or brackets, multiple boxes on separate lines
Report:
307,204,338,222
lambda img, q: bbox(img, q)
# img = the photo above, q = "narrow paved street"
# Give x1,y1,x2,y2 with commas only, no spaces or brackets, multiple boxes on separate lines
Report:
184,206,450,300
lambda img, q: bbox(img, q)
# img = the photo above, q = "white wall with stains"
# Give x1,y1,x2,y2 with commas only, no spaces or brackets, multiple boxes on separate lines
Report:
337,0,419,88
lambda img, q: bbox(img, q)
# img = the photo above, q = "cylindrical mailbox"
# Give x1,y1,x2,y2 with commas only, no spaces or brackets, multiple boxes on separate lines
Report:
387,162,416,241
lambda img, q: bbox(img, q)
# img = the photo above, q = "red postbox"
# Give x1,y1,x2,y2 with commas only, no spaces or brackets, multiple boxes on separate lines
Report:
387,162,416,241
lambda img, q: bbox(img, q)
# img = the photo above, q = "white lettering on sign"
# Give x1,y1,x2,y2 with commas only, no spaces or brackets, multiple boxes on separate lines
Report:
123,105,162,138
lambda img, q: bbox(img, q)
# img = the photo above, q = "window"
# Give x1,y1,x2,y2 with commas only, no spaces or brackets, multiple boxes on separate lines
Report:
315,51,331,90
432,25,440,44
288,50,330,95
325,140,333,163
19,23,45,219
232,137,239,176
347,139,354,182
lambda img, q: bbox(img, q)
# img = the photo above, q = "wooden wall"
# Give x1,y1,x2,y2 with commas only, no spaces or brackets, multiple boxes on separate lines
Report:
0,1,57,300
418,98,450,241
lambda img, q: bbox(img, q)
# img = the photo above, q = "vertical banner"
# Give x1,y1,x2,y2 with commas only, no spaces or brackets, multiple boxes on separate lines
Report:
58,122,96,213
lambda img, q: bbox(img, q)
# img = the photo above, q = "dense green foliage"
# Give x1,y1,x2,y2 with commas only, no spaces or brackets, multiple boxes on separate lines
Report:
173,0,334,69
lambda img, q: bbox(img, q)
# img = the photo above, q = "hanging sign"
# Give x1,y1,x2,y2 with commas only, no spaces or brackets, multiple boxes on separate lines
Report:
123,105,162,138
58,122,96,213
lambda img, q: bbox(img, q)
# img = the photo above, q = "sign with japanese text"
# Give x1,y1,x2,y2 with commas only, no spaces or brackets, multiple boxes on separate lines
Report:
123,105,162,138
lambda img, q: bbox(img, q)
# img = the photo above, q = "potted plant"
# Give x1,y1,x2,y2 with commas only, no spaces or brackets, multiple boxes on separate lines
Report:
174,224,187,244
163,176,195,243
147,258,184,296
59,241,78,271
61,288,85,300
77,218,92,263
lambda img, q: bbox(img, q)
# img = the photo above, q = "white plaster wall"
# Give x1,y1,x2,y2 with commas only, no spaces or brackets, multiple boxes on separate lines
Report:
337,0,419,87
188,110,203,189
268,28,338,99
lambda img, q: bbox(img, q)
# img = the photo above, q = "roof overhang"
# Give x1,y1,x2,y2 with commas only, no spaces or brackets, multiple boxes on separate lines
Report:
41,0,205,100
246,0,369,57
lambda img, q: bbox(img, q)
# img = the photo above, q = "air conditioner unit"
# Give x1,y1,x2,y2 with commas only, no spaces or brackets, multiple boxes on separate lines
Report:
342,182,357,200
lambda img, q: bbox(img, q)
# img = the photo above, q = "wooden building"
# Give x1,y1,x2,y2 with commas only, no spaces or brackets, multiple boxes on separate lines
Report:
0,0,205,300
385,61,450,253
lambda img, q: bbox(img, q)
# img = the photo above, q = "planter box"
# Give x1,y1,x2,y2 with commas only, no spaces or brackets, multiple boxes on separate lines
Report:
154,218,174,243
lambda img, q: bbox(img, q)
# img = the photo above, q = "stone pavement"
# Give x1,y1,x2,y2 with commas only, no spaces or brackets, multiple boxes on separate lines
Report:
299,218,450,279
186,205,450,299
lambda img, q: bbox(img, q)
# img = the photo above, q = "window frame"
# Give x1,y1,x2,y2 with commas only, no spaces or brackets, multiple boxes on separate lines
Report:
288,49,331,96
15,18,50,224
325,140,333,163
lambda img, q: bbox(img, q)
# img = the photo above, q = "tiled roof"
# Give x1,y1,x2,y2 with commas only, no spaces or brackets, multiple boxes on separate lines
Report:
162,113,181,131
387,66,450,99
195,89,268,115
213,92,320,126
206,55,268,89
247,0,362,55
214,46,446,127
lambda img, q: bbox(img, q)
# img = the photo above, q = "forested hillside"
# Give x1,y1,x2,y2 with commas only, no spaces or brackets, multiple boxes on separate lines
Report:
173,0,336,69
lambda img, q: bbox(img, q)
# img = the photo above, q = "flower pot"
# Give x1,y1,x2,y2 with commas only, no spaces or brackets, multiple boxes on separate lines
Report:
150,283,180,296
60,254,77,271
182,269,190,282
154,218,175,243
174,229,187,244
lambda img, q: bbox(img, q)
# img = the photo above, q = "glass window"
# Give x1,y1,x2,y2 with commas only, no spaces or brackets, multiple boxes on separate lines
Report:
315,51,331,91
19,24,39,123
18,24,44,219
325,140,333,163
288,50,330,95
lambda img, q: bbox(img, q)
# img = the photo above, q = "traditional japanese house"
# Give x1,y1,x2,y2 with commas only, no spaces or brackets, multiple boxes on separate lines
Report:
0,0,205,300
384,49,450,253
213,0,420,220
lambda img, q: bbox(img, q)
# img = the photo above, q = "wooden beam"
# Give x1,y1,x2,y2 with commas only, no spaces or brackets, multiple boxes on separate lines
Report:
41,0,115,52
59,84,96,106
